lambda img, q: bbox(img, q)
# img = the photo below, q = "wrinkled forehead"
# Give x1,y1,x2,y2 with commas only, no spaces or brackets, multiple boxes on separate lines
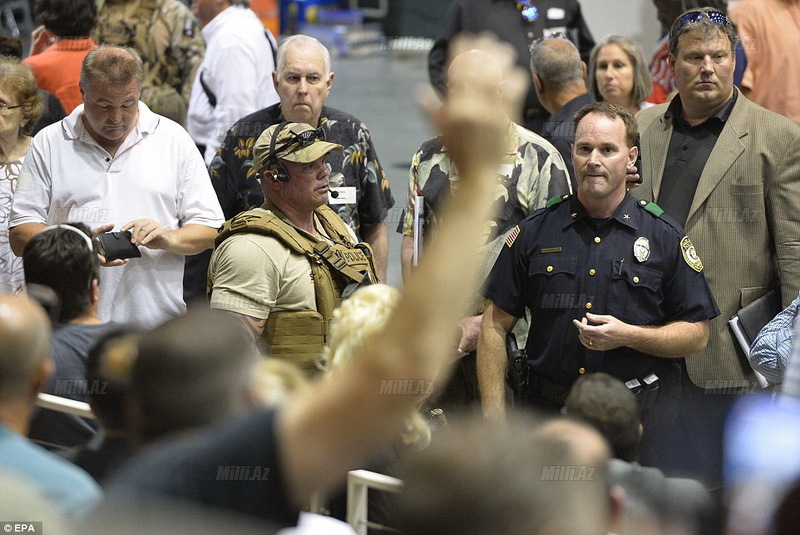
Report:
281,44,328,75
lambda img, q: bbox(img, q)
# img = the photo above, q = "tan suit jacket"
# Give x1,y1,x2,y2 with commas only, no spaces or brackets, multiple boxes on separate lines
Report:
635,90,800,387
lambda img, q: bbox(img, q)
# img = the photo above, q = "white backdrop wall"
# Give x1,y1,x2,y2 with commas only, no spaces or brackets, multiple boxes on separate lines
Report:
581,0,663,61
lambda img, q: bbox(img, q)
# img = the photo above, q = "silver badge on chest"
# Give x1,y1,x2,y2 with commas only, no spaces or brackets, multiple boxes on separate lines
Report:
633,237,650,262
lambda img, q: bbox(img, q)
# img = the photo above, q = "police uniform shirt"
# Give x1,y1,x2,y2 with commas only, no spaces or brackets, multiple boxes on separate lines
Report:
484,193,720,386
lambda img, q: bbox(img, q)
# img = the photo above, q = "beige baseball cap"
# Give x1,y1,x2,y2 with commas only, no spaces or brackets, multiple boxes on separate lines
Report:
253,122,343,172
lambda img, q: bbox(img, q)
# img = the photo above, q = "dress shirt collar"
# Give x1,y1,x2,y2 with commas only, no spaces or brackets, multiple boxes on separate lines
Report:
664,87,738,127
565,193,641,231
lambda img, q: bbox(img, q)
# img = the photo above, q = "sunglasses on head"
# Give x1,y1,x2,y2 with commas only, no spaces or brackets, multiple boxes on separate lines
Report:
275,127,325,157
677,9,731,28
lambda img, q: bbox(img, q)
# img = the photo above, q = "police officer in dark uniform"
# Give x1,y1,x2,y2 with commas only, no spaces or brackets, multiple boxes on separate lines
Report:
429,0,595,134
477,102,719,466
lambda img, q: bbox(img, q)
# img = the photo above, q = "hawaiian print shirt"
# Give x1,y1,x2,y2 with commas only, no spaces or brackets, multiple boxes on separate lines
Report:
210,104,394,237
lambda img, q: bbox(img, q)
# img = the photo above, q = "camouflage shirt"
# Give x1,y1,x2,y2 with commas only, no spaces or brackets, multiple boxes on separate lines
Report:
94,0,205,125
210,104,394,237
399,121,571,243
400,120,571,316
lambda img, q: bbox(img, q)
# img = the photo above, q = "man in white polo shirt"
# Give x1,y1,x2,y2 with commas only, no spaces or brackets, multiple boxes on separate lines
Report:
10,45,224,329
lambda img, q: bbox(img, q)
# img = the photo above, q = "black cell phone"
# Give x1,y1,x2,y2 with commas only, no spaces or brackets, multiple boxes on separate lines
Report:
95,231,141,261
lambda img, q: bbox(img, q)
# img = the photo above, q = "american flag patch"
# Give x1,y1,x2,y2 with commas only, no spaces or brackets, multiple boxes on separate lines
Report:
505,225,521,247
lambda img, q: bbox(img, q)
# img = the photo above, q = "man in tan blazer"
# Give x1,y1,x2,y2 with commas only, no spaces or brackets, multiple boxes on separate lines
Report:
635,7,800,486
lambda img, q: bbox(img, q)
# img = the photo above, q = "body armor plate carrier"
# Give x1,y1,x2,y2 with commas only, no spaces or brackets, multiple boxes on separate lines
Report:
212,205,377,371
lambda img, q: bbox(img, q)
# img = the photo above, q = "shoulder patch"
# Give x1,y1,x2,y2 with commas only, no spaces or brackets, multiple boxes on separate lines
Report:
505,225,521,248
638,199,664,217
546,194,570,209
680,236,703,272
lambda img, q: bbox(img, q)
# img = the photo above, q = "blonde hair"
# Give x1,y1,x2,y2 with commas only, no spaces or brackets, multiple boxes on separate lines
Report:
252,358,310,407
320,284,431,449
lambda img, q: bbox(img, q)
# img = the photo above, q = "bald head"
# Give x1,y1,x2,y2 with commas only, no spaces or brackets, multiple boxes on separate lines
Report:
0,294,51,402
530,38,585,91
538,418,612,465
447,48,503,99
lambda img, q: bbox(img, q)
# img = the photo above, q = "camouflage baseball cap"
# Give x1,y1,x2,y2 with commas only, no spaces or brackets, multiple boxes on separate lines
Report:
253,122,343,172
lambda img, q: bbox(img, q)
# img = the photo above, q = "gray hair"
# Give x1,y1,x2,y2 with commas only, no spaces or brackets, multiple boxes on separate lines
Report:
587,35,652,106
530,36,584,91
669,6,739,56
276,34,331,75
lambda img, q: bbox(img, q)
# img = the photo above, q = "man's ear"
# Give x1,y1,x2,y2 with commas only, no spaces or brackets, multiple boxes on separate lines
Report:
272,71,279,92
668,53,675,75
30,359,54,399
90,278,100,305
533,74,544,95
629,145,639,166
608,484,625,535
580,61,587,81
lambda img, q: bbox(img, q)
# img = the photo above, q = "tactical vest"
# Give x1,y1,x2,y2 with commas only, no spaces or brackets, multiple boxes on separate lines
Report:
94,0,188,123
213,206,377,371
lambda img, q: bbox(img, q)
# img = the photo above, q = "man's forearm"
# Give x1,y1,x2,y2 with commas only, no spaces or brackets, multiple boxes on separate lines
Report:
362,221,388,282
627,320,710,357
10,223,47,256
164,224,219,255
400,234,414,285
477,304,514,420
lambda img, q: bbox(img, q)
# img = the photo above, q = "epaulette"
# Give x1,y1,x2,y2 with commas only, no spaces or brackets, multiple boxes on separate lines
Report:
636,199,664,217
546,194,570,209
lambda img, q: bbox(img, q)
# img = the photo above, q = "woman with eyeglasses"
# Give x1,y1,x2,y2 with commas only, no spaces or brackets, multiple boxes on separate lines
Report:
0,58,44,293
587,35,655,115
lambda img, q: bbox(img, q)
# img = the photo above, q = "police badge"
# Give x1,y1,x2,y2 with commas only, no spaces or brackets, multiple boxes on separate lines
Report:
633,237,650,262
680,236,704,272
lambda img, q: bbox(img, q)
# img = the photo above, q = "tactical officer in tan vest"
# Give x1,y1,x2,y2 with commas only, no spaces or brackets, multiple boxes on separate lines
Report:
208,122,377,373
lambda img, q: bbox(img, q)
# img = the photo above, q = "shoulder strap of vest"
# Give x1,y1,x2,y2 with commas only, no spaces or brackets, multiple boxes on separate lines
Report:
313,205,356,244
216,210,368,284
216,210,312,255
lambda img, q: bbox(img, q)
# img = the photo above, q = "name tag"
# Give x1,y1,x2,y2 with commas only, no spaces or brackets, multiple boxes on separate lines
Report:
547,8,566,19
329,187,356,205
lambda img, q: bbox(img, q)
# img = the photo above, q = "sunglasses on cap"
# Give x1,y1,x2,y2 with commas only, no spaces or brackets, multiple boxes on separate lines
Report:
274,126,326,157
677,9,731,28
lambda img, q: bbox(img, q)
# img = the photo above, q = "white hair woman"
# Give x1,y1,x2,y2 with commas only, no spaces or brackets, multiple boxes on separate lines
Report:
0,57,44,292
